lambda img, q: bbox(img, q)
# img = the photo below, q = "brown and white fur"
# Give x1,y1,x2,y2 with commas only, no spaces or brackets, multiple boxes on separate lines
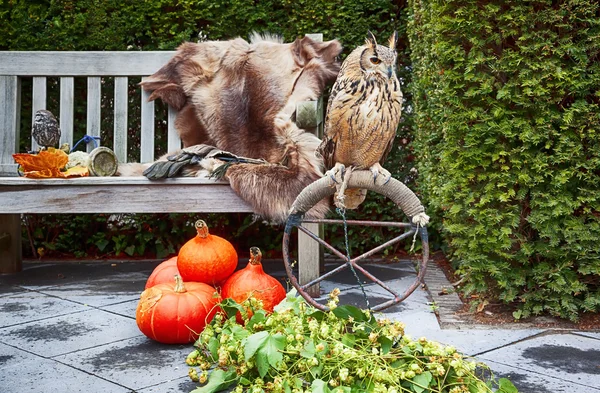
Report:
119,34,342,223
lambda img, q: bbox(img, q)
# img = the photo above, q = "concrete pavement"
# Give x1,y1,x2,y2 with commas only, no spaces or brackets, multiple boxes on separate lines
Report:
1,259,598,392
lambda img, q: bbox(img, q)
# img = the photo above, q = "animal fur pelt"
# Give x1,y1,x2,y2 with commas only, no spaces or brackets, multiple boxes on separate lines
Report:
119,34,342,223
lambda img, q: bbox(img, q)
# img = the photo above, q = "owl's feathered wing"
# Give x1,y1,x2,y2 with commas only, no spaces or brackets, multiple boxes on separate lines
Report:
124,34,342,223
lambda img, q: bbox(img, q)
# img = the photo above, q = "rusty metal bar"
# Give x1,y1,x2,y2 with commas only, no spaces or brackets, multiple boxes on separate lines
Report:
350,229,415,264
296,225,347,261
302,218,413,228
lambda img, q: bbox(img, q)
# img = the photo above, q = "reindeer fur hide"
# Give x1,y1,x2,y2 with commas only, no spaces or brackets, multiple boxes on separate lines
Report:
126,34,342,223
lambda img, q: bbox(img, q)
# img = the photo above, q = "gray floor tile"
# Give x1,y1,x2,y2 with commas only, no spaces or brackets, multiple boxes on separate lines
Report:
0,308,142,357
55,336,194,391
138,376,201,393
403,328,544,356
100,299,139,318
0,342,131,393
485,359,600,393
0,291,89,328
479,332,600,388
574,331,600,340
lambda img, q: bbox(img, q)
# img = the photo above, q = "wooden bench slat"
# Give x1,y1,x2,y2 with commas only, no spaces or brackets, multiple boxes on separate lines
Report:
0,76,20,170
113,77,129,162
59,77,74,148
140,77,155,162
32,77,47,151
86,77,101,153
0,51,176,76
0,178,252,214
167,106,181,153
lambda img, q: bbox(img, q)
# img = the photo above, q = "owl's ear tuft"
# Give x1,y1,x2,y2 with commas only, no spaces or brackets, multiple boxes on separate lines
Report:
388,31,398,49
365,31,378,49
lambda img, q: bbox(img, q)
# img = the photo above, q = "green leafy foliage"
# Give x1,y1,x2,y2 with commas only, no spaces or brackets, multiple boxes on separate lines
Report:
408,0,600,320
186,290,517,393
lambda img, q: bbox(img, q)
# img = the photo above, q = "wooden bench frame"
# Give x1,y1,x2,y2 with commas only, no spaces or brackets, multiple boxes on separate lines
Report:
0,42,323,293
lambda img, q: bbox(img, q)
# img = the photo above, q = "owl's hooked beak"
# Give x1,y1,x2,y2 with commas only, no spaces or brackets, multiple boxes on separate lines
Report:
387,66,394,79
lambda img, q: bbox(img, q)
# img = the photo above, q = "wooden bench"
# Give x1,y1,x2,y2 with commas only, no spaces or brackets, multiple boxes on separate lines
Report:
0,44,323,293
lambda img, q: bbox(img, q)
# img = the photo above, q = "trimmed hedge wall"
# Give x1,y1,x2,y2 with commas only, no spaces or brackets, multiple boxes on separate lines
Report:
408,0,600,320
1,1,418,259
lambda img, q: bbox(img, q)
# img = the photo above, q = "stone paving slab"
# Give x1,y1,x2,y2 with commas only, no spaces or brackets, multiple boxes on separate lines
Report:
55,335,194,391
1,261,157,289
485,359,600,393
36,271,148,307
100,298,139,318
574,331,600,340
479,332,600,388
405,328,544,356
0,342,131,393
0,290,89,328
0,308,142,357
138,376,201,393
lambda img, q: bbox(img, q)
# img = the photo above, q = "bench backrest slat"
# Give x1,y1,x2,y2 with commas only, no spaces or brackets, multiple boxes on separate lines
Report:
32,77,46,151
86,77,102,153
59,77,75,148
113,77,129,163
140,76,155,163
0,52,175,76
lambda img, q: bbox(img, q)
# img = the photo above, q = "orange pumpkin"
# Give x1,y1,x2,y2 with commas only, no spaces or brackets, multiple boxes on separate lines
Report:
145,256,179,289
177,219,238,285
222,247,286,321
136,275,219,344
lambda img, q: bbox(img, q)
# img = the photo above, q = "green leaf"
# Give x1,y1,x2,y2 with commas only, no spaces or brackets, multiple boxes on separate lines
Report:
411,371,433,393
190,368,238,393
498,378,519,393
341,333,356,348
332,305,366,321
255,348,270,378
378,336,393,354
262,333,285,369
207,336,219,362
220,298,246,319
244,331,269,361
300,338,316,358
311,379,330,393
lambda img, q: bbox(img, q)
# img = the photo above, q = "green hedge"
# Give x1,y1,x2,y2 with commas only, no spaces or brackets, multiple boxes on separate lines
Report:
408,0,600,320
1,1,421,259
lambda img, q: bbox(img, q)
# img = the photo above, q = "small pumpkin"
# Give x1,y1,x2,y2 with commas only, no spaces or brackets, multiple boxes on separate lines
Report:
145,256,179,289
177,219,238,285
222,247,286,321
136,274,219,344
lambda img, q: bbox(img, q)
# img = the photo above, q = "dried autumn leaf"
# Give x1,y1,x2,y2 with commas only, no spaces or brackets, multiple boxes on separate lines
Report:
13,149,70,178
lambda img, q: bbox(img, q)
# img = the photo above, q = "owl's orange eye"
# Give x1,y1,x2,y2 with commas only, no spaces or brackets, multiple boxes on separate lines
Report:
370,57,381,65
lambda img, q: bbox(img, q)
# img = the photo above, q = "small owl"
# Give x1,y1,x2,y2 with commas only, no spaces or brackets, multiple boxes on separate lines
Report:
32,109,61,150
318,31,403,209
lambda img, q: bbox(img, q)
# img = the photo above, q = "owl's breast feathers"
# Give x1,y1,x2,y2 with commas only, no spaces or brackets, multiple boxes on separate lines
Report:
319,73,403,170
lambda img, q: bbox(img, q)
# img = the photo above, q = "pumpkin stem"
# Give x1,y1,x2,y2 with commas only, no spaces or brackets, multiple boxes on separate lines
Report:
249,247,262,265
195,219,209,238
174,274,187,293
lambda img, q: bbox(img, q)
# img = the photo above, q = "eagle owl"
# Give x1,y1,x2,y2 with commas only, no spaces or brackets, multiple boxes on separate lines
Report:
318,31,403,209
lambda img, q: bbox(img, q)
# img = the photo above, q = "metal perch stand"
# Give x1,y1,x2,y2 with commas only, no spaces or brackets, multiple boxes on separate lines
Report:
282,170,430,312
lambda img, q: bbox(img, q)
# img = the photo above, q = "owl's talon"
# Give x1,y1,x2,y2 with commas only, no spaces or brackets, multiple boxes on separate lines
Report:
369,163,392,186
325,163,346,184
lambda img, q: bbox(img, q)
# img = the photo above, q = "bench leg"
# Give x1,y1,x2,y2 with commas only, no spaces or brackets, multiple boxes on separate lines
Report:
298,222,323,297
0,214,22,274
